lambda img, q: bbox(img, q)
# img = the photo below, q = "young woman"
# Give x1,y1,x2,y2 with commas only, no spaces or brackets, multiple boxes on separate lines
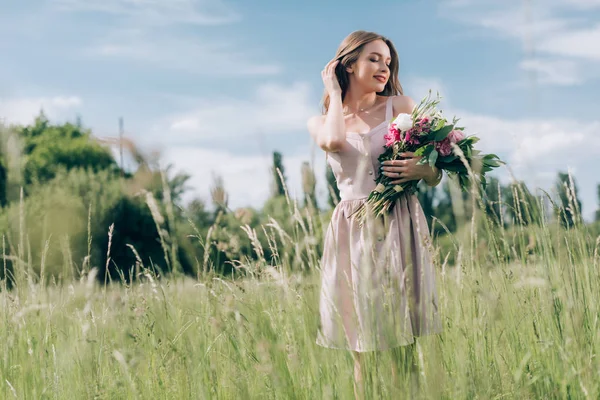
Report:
307,30,443,397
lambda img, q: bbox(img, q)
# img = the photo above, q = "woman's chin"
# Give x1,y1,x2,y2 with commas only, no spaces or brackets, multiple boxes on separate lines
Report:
354,81,386,92
373,83,386,91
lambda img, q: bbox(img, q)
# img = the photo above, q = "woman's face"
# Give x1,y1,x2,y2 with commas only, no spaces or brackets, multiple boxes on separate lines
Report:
346,39,391,92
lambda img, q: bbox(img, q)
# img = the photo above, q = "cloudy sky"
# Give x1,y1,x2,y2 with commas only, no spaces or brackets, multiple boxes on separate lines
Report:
1,0,599,220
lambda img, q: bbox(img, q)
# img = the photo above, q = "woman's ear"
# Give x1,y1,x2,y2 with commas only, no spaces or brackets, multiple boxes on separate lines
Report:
346,65,353,73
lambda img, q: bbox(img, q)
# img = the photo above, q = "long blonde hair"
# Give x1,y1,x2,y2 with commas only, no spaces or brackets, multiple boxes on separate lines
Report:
321,30,403,114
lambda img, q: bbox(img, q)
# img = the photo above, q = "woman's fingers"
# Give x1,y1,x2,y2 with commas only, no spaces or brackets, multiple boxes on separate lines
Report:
382,166,407,173
322,59,342,96
328,60,339,75
384,171,414,181
384,172,403,178
382,159,408,166
324,59,338,73
322,60,337,78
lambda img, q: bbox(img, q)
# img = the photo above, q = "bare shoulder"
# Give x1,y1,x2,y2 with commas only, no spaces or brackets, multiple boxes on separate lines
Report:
306,114,325,140
390,95,416,116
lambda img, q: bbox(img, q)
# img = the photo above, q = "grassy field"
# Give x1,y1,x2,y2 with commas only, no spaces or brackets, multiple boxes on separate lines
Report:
1,191,600,399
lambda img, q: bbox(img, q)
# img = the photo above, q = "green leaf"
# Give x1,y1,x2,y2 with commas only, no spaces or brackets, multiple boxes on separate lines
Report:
441,163,467,173
438,155,458,163
415,144,434,158
459,173,470,191
484,160,502,168
414,145,427,157
483,153,501,160
434,118,445,131
431,125,454,141
428,149,438,167
438,154,458,163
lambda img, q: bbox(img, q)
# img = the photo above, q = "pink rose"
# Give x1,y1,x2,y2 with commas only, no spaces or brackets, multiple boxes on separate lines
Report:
448,129,465,143
435,138,453,156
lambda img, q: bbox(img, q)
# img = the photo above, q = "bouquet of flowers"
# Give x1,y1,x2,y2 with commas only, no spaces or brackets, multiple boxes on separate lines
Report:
350,91,504,226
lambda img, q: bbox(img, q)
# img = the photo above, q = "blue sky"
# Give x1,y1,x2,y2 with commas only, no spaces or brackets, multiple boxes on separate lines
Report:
1,0,599,220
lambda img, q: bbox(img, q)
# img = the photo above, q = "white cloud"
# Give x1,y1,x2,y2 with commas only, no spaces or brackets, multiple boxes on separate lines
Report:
55,0,277,77
161,145,329,211
565,0,600,9
456,112,600,167
450,110,600,220
439,0,600,84
404,77,450,105
0,96,82,125
519,58,583,86
537,24,600,61
86,28,281,76
54,0,240,26
149,82,315,144
136,80,325,209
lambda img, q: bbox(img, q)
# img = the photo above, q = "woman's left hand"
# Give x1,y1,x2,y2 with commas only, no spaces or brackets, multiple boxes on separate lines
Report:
381,152,435,184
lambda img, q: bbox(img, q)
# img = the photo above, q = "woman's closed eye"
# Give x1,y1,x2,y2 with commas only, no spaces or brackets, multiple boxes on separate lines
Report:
370,58,390,67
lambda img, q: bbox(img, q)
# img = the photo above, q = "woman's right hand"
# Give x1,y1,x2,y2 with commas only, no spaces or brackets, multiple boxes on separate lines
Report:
321,59,342,96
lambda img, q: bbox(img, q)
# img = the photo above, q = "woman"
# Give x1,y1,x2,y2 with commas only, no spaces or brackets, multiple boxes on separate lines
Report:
307,30,443,397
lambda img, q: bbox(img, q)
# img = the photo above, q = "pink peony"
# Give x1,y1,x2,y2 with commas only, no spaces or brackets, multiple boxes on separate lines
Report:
435,138,453,156
447,129,465,143
384,124,401,147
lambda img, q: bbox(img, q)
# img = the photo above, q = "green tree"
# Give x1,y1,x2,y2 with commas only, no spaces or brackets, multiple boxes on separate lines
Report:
0,123,23,205
210,173,229,215
0,155,6,207
18,113,120,186
186,198,213,230
554,172,582,228
501,181,543,226
595,184,600,222
136,163,191,208
482,176,503,226
271,151,287,198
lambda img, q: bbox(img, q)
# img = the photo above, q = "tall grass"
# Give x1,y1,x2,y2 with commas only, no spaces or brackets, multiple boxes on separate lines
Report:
1,168,599,399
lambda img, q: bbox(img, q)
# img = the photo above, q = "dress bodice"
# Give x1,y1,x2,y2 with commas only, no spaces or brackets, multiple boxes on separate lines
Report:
326,96,393,201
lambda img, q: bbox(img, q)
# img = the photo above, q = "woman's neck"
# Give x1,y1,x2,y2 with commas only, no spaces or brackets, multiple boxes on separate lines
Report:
343,91,379,114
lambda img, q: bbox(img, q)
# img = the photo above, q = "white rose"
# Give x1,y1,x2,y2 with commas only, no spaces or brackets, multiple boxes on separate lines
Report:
393,113,413,132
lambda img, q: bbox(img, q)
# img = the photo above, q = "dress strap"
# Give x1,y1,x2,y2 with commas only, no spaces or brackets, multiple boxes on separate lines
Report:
385,96,394,121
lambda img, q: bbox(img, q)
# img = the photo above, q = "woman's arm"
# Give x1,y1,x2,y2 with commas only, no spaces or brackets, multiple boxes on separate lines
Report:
423,165,443,187
307,93,346,153
307,59,347,153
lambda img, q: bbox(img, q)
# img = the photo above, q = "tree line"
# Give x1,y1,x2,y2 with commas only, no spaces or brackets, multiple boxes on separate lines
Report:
0,114,598,287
